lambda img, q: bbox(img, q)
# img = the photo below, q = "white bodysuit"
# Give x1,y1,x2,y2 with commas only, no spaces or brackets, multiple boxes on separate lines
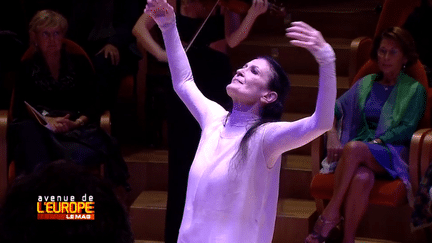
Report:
160,21,336,243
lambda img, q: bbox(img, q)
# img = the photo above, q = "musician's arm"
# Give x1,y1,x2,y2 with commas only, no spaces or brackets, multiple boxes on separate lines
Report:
224,0,267,48
132,0,177,62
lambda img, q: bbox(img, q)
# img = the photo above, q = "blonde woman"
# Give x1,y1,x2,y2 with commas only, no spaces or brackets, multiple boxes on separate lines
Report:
9,10,129,190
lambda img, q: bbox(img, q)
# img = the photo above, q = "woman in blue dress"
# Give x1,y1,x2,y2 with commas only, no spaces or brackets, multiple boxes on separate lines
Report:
306,27,427,243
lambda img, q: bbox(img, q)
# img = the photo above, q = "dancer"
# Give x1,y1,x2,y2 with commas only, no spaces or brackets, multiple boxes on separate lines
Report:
133,1,268,241
145,0,336,242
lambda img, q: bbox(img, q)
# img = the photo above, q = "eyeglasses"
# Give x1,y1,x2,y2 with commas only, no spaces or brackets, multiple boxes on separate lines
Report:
377,48,401,58
39,30,61,39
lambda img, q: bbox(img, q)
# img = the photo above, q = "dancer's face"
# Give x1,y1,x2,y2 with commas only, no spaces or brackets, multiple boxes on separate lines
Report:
226,58,275,106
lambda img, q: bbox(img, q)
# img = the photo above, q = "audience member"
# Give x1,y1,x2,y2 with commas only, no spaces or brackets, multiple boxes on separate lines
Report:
306,27,426,243
8,10,130,190
0,159,133,243
20,0,142,112
65,0,142,110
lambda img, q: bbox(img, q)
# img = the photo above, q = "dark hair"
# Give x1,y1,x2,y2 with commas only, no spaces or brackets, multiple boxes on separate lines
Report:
370,26,418,68
0,160,133,243
231,56,290,169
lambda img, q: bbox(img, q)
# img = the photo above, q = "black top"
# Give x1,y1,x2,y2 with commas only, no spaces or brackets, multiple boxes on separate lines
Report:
13,45,100,123
176,0,225,48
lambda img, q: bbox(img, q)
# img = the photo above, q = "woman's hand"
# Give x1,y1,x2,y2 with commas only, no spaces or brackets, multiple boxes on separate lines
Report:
45,114,78,133
326,132,343,162
144,0,176,31
285,21,326,53
96,44,120,65
247,0,268,18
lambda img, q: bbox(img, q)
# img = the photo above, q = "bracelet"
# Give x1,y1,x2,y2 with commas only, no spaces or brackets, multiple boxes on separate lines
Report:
76,118,85,126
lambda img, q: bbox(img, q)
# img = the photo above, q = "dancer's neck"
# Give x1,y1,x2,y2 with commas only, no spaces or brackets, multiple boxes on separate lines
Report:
223,103,261,137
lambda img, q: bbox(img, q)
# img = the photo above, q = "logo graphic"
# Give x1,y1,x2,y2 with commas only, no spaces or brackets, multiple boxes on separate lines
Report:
37,194,95,220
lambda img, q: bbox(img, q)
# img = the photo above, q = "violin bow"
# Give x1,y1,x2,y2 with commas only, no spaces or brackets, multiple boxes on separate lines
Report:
185,0,221,52
185,0,287,52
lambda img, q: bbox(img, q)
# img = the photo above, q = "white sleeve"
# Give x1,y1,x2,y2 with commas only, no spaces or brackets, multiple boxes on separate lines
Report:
161,22,226,128
262,44,337,167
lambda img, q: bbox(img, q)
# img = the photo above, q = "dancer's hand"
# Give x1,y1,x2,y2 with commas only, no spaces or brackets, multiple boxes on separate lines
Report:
285,21,334,64
285,21,326,51
144,0,176,31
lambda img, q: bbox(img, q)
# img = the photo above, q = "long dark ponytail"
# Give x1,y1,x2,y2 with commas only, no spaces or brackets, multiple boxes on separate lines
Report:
230,56,290,169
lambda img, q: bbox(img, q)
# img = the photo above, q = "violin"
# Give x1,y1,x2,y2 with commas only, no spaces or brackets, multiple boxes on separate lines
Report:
218,0,287,17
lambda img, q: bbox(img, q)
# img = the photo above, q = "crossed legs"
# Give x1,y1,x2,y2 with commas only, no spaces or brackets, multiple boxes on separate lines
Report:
306,141,387,243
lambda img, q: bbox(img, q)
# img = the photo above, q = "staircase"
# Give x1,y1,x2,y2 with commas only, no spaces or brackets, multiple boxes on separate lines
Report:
120,0,426,242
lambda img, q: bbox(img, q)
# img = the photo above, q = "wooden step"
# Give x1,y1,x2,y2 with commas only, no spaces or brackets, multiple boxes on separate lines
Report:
134,241,164,243
229,36,352,77
130,194,422,243
280,154,313,200
284,82,348,114
130,191,318,242
123,149,168,206
123,129,317,203
273,198,318,243
288,74,350,89
250,0,381,39
354,238,401,243
356,204,428,243
287,4,380,39
130,191,167,242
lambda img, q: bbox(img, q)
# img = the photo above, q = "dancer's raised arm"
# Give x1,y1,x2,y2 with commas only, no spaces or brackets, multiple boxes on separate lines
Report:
263,22,337,166
144,0,226,127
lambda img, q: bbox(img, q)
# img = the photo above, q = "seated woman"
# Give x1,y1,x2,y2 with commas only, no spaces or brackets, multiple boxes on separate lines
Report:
306,27,427,243
8,10,129,190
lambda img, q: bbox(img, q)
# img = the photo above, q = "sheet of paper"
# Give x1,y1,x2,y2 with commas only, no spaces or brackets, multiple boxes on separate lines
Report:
24,101,48,126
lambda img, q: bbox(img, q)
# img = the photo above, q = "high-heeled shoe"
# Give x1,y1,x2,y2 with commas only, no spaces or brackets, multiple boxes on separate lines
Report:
305,215,343,243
